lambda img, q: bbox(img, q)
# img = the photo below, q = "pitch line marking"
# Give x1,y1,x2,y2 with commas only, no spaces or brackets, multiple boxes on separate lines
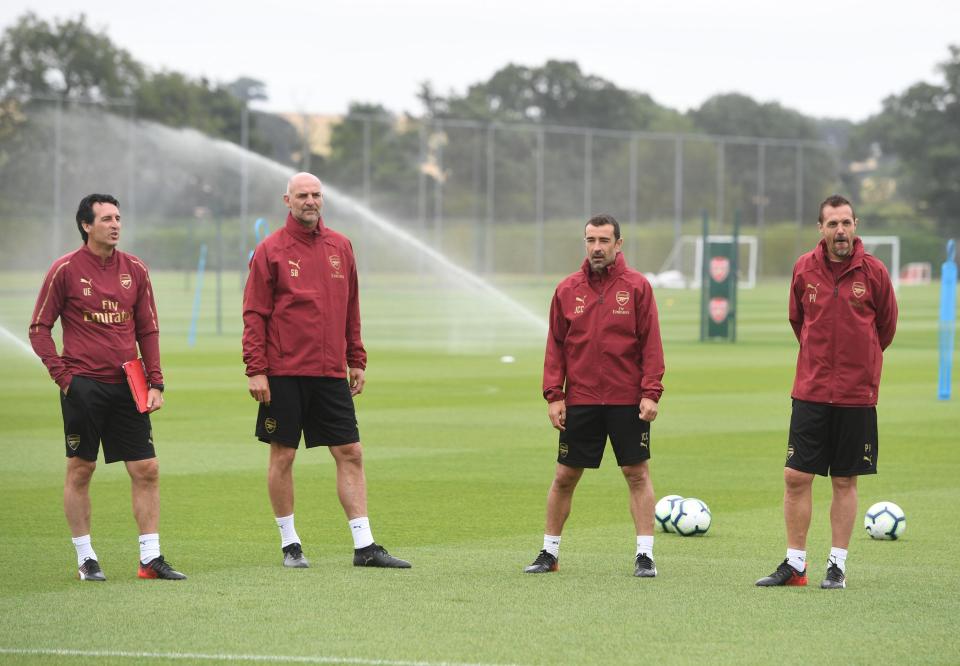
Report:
0,647,521,666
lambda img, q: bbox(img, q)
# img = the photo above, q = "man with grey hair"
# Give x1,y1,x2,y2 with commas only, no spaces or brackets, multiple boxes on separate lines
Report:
242,172,410,569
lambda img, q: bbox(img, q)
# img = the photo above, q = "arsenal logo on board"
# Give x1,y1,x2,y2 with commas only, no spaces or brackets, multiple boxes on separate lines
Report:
616,291,629,307
119,273,132,289
709,297,729,324
852,281,866,298
709,256,730,283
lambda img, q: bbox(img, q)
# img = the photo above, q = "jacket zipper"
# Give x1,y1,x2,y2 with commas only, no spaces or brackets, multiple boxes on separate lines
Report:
828,263,840,404
596,278,606,405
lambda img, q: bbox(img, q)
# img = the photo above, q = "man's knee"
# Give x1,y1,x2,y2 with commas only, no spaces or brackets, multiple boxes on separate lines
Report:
65,458,96,488
128,458,159,484
621,462,650,487
330,442,363,466
553,464,583,492
831,475,857,493
784,467,814,493
269,443,297,470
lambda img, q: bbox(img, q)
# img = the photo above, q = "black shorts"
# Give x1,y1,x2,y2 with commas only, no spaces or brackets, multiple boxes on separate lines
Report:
558,405,651,469
786,399,878,477
60,375,155,464
256,376,360,448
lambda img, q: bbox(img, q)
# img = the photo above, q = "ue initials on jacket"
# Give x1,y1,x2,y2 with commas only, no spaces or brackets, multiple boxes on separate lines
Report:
242,213,366,378
789,237,898,407
543,253,665,406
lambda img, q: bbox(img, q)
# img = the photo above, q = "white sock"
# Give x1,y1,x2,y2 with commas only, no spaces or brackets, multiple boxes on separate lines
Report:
636,535,654,558
349,517,374,549
72,535,97,567
829,547,848,573
139,533,160,565
786,548,807,572
543,534,561,558
276,514,301,548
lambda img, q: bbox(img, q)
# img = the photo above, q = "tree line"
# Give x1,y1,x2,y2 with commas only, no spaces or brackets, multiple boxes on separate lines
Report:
0,12,957,237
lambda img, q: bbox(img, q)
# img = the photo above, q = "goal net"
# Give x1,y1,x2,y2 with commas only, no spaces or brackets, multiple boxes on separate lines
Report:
657,235,758,289
655,234,899,289
860,236,901,290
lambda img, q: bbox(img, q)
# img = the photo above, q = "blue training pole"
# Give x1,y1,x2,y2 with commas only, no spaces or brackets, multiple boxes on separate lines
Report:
248,218,269,262
188,244,208,347
939,239,957,400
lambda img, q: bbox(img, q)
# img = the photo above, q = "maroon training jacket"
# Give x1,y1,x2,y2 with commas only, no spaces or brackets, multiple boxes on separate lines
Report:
543,252,665,406
789,237,898,406
29,244,163,391
242,214,366,378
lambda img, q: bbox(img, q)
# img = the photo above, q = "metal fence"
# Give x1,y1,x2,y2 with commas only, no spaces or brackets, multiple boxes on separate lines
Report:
0,98,841,277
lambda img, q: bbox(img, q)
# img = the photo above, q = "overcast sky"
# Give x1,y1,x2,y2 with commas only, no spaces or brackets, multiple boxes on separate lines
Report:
2,1,957,121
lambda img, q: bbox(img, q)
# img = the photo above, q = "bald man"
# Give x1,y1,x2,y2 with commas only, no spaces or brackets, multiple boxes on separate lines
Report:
242,172,410,569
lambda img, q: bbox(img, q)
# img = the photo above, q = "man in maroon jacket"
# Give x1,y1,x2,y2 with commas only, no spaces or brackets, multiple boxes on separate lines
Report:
756,194,898,590
29,193,186,582
524,214,665,577
243,172,409,569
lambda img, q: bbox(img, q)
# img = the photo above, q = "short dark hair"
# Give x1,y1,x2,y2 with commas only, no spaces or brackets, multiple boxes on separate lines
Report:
585,213,621,240
818,194,856,224
76,194,120,242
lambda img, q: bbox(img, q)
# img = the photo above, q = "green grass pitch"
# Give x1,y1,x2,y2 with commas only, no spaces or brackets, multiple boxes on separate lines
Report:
0,270,957,665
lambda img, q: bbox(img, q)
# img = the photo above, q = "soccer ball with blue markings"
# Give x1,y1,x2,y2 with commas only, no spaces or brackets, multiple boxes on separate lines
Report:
655,495,684,533
864,501,906,540
669,498,712,536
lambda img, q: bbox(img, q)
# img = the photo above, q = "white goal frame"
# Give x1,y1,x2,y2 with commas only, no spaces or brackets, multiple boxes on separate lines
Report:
660,235,758,289
860,235,901,291
660,234,899,289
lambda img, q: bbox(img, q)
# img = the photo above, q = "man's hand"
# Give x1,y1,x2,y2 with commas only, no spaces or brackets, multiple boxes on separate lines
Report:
249,374,271,404
349,368,366,396
548,400,566,431
639,397,658,422
146,388,164,413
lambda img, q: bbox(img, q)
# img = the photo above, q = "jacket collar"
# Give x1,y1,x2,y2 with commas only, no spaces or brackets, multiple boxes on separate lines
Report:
284,212,326,241
582,251,627,282
80,242,117,267
814,236,864,271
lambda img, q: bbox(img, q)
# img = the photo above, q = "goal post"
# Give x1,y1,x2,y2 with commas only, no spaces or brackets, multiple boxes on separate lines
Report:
860,235,901,291
658,234,898,289
659,235,758,289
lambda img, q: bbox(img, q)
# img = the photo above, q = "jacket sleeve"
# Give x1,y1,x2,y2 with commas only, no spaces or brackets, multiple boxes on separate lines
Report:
133,260,163,386
242,244,275,376
788,263,805,343
636,281,665,402
542,289,567,402
345,243,366,370
873,262,898,351
28,262,70,390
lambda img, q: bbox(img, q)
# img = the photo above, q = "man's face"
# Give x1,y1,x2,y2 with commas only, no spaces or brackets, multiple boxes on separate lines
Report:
819,204,858,261
83,202,121,249
284,174,323,227
584,223,622,273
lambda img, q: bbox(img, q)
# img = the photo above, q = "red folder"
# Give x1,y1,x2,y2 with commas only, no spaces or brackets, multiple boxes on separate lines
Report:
122,359,150,413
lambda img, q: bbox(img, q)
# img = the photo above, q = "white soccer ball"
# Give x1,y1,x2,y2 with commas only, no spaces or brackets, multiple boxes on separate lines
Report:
864,501,906,540
655,495,684,533
669,498,712,536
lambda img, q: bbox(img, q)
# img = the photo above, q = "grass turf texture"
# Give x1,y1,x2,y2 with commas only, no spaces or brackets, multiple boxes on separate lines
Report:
0,271,957,665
